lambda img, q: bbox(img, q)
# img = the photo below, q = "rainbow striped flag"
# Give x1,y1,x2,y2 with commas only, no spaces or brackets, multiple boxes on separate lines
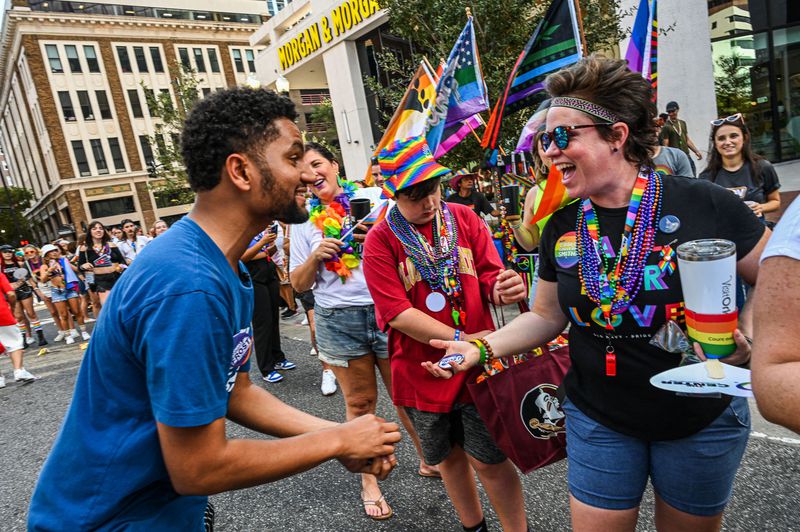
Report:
481,0,583,150
625,0,657,100
531,165,570,225
371,61,437,164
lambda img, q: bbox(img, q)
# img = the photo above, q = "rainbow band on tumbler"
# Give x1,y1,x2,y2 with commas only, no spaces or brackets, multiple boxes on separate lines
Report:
685,309,739,358
550,96,621,124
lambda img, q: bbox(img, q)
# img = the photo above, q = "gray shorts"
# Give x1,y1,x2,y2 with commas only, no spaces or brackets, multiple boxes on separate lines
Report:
404,404,506,466
314,303,389,368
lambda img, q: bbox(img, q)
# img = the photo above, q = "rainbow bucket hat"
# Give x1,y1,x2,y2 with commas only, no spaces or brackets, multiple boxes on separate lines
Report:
378,136,452,199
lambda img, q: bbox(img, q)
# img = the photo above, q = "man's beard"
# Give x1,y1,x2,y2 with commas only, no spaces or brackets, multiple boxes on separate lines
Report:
258,163,309,224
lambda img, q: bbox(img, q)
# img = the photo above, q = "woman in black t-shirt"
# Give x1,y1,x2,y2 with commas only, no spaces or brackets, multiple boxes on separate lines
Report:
699,113,781,222
426,56,770,531
78,221,125,311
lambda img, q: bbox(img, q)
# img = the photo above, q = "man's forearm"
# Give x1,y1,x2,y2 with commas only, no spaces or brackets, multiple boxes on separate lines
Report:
290,256,319,293
227,375,336,437
389,307,459,346
484,310,566,358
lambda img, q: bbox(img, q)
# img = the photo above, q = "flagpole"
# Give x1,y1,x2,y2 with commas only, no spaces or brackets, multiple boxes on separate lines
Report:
572,0,589,55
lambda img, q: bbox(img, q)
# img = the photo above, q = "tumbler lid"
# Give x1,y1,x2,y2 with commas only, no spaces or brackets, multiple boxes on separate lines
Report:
676,239,736,262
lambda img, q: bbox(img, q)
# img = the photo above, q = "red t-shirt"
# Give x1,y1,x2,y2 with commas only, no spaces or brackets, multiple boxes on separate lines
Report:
0,274,17,326
363,202,503,413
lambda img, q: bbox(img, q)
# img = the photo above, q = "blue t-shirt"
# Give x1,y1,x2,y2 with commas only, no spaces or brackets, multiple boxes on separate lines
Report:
29,217,253,531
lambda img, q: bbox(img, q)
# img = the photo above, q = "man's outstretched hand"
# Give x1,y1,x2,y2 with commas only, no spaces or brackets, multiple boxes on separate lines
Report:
335,415,401,480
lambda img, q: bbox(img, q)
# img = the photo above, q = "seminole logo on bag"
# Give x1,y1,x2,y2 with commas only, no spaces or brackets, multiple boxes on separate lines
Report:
520,384,566,439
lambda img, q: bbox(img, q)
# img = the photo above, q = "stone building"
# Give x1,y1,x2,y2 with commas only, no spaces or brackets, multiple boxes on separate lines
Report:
0,0,268,243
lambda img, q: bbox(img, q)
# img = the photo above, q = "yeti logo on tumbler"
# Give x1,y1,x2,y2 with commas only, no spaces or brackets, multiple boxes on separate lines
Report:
520,383,566,439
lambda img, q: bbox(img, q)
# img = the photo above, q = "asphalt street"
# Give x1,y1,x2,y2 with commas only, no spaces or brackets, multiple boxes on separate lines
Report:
0,313,799,531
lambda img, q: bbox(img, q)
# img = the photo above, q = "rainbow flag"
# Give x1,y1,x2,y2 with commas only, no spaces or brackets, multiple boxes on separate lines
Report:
427,17,489,155
364,200,389,224
371,61,437,163
482,0,583,150
531,165,570,225
625,0,657,100
434,114,484,158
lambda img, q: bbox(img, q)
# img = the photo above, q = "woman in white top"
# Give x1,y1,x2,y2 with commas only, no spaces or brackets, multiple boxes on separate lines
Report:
290,142,395,520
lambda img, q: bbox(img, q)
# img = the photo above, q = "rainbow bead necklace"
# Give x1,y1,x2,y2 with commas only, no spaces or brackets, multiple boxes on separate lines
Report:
576,167,662,330
387,203,466,326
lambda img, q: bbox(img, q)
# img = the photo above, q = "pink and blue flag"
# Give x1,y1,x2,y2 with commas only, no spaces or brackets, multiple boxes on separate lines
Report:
426,17,489,155
625,0,657,100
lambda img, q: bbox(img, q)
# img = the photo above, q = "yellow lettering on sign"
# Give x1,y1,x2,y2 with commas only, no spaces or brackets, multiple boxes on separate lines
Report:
309,22,321,50
331,5,344,36
321,16,332,42
370,0,380,14
278,47,288,70
342,3,353,30
349,0,363,25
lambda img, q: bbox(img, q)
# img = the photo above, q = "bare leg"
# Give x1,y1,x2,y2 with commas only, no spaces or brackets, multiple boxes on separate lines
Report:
330,354,389,519
468,456,527,531
89,290,102,315
437,446,484,527
53,301,69,332
571,495,639,532
67,297,84,326
654,493,723,532
279,284,297,311
8,349,24,370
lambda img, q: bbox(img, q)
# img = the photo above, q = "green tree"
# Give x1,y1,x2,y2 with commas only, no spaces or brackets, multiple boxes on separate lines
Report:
714,54,752,117
0,186,35,244
366,0,629,166
306,97,338,140
142,64,200,207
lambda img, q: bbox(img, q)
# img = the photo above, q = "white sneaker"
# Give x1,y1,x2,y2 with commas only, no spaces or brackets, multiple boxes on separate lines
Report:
65,336,75,345
81,331,91,341
53,331,66,342
301,316,309,326
70,330,80,338
24,336,35,346
0,375,5,388
14,368,36,382
321,369,337,396
310,347,319,356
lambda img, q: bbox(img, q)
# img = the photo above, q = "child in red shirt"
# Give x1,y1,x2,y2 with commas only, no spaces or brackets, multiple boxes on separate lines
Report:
363,137,528,532
0,270,36,387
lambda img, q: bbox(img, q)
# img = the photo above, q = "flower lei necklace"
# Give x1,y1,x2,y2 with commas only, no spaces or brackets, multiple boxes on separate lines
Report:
387,202,466,326
308,180,360,282
576,167,662,376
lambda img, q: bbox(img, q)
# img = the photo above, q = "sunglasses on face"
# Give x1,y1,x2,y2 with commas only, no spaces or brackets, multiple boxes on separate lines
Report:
541,123,614,151
711,113,743,127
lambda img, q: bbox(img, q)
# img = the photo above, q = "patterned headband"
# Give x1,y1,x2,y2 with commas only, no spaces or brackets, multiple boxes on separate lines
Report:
550,96,621,123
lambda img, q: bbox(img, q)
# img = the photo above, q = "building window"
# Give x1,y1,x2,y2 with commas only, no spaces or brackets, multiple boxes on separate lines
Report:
90,139,108,175
45,44,63,73
88,196,136,218
83,45,100,72
178,47,191,70
159,88,173,113
144,88,157,117
232,49,245,73
207,48,220,72
77,90,94,120
128,89,143,118
108,137,126,172
139,135,154,165
245,49,255,72
58,91,76,121
193,48,206,73
95,90,112,119
133,46,148,72
149,47,164,72
116,46,132,73
64,45,82,73
155,133,166,156
71,140,91,176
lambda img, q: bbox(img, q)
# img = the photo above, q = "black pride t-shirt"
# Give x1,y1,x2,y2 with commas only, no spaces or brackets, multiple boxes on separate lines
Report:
538,176,765,441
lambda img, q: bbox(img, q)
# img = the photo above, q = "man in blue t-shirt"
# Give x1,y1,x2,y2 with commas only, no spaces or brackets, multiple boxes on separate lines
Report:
29,88,401,531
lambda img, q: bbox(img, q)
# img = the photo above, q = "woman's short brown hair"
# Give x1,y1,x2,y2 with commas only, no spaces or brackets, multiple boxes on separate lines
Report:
544,54,656,167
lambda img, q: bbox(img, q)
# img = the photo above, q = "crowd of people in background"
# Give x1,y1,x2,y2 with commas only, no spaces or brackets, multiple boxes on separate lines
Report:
7,54,799,532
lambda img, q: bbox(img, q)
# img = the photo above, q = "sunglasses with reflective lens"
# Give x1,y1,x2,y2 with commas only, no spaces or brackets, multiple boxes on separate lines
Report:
711,113,743,127
541,123,614,151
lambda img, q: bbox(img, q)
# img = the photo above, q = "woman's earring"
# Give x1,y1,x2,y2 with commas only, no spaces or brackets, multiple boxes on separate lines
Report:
612,147,619,153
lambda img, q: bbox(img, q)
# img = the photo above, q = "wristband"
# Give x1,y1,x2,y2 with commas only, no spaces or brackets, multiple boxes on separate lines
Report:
475,337,495,361
509,220,523,229
454,329,462,342
468,339,489,364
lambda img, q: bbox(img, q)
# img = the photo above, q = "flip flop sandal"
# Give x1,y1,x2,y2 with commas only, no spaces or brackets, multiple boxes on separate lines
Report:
361,493,393,521
418,467,442,478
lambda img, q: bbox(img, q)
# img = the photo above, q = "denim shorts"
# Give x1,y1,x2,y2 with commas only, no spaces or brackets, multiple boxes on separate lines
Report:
50,286,79,303
563,397,750,516
314,304,388,367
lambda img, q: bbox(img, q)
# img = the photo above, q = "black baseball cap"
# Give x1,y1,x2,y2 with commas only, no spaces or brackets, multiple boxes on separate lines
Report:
0,244,14,252
666,101,679,112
